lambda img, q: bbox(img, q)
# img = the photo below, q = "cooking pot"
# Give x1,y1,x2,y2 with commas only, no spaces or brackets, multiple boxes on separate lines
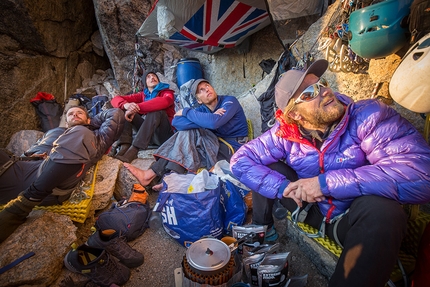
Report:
186,237,232,276
184,233,256,276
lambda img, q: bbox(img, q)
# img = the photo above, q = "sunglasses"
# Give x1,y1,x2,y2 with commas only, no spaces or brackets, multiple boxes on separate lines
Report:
294,78,329,105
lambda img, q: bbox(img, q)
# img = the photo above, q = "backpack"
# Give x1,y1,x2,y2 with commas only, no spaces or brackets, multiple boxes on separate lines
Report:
90,95,110,118
95,200,151,241
408,0,430,44
30,92,63,132
69,94,92,112
257,48,296,133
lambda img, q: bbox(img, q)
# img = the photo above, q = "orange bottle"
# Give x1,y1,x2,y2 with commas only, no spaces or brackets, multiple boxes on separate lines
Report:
128,183,149,204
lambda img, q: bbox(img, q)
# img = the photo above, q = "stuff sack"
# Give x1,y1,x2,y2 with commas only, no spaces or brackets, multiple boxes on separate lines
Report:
409,0,430,43
95,201,151,241
257,49,296,133
90,95,110,118
212,160,250,235
153,171,224,247
30,92,63,132
175,79,201,111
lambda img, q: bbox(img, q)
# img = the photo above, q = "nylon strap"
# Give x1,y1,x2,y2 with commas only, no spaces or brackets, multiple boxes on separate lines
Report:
0,158,17,177
0,252,35,275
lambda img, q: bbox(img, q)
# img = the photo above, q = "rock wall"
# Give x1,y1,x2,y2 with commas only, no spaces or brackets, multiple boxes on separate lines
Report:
93,0,165,92
0,0,427,148
0,0,110,147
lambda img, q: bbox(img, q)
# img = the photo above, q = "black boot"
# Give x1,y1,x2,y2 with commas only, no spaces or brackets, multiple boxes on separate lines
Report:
116,146,139,163
0,193,41,243
115,143,131,157
107,141,120,157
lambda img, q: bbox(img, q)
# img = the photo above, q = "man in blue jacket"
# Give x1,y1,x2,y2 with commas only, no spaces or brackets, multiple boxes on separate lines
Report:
123,79,248,189
230,59,430,287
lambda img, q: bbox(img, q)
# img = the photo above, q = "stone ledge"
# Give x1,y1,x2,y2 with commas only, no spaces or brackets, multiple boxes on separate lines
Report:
285,219,338,280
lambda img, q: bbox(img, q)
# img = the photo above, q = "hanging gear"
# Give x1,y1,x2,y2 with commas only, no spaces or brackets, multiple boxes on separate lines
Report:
408,0,430,44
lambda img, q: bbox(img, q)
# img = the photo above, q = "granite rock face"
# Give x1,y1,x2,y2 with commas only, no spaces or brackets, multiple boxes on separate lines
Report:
0,0,110,148
0,211,77,287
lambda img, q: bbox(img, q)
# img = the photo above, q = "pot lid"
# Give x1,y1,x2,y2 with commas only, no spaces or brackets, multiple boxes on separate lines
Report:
186,238,231,272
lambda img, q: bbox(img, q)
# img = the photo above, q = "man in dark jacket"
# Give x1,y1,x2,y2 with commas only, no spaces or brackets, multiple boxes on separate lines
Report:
230,59,430,287
110,71,175,163
0,106,124,243
123,79,249,189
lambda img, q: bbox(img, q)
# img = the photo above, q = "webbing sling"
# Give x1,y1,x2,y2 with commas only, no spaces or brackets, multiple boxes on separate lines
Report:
0,156,41,177
0,157,18,177
0,252,35,275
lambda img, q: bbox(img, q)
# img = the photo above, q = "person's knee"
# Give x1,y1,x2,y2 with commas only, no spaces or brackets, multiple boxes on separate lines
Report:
145,110,164,119
350,195,407,230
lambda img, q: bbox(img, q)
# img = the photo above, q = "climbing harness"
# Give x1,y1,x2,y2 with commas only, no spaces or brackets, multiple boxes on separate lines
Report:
291,203,349,243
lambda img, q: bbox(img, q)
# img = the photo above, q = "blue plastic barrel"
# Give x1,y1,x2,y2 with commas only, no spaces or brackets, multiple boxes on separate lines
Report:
176,58,203,88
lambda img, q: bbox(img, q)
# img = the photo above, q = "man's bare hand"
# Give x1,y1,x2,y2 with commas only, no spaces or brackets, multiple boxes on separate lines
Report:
283,177,326,207
125,110,135,122
174,109,183,117
214,108,226,116
124,103,139,113
30,152,47,159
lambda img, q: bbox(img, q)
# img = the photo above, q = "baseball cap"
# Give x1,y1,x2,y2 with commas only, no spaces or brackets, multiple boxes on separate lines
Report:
274,59,329,110
190,79,209,97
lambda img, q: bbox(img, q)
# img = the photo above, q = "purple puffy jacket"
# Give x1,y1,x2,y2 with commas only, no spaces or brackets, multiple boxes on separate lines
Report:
230,93,430,220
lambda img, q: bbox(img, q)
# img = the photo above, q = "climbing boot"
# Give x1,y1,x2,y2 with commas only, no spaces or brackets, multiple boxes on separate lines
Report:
115,143,131,157
0,193,41,243
86,229,144,268
64,244,130,287
116,146,139,163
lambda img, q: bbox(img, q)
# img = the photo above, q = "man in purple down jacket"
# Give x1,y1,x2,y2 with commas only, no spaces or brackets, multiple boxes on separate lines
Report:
230,59,430,287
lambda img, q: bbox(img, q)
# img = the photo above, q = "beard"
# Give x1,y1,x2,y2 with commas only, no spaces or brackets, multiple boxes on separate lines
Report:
67,118,87,127
298,98,345,129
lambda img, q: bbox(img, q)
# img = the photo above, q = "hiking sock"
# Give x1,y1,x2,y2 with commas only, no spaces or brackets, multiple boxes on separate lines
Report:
116,146,139,163
265,225,279,242
0,193,41,243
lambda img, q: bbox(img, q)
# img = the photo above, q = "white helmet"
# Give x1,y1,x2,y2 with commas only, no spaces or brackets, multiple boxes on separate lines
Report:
389,33,430,113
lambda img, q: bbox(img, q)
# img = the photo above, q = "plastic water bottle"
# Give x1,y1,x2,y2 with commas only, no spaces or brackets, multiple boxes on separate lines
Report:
149,204,162,229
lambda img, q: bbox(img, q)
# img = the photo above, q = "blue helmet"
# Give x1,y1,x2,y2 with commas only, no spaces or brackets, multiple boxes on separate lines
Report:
348,0,413,59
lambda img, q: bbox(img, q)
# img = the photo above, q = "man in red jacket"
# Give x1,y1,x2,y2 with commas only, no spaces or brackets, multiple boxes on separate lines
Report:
111,71,175,163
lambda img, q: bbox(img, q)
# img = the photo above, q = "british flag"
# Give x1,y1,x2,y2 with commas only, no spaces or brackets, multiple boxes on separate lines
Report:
165,0,269,52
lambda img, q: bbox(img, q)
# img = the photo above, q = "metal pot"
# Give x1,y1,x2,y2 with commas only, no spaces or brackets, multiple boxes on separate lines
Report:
185,237,232,276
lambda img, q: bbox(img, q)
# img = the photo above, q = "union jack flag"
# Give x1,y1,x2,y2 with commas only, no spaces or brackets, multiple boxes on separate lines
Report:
165,0,269,52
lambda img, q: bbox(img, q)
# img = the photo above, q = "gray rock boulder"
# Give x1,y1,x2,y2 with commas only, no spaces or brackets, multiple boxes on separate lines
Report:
0,211,77,287
6,130,44,156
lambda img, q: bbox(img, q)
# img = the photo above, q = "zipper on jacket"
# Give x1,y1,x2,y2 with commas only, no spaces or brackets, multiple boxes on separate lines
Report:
317,112,350,221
